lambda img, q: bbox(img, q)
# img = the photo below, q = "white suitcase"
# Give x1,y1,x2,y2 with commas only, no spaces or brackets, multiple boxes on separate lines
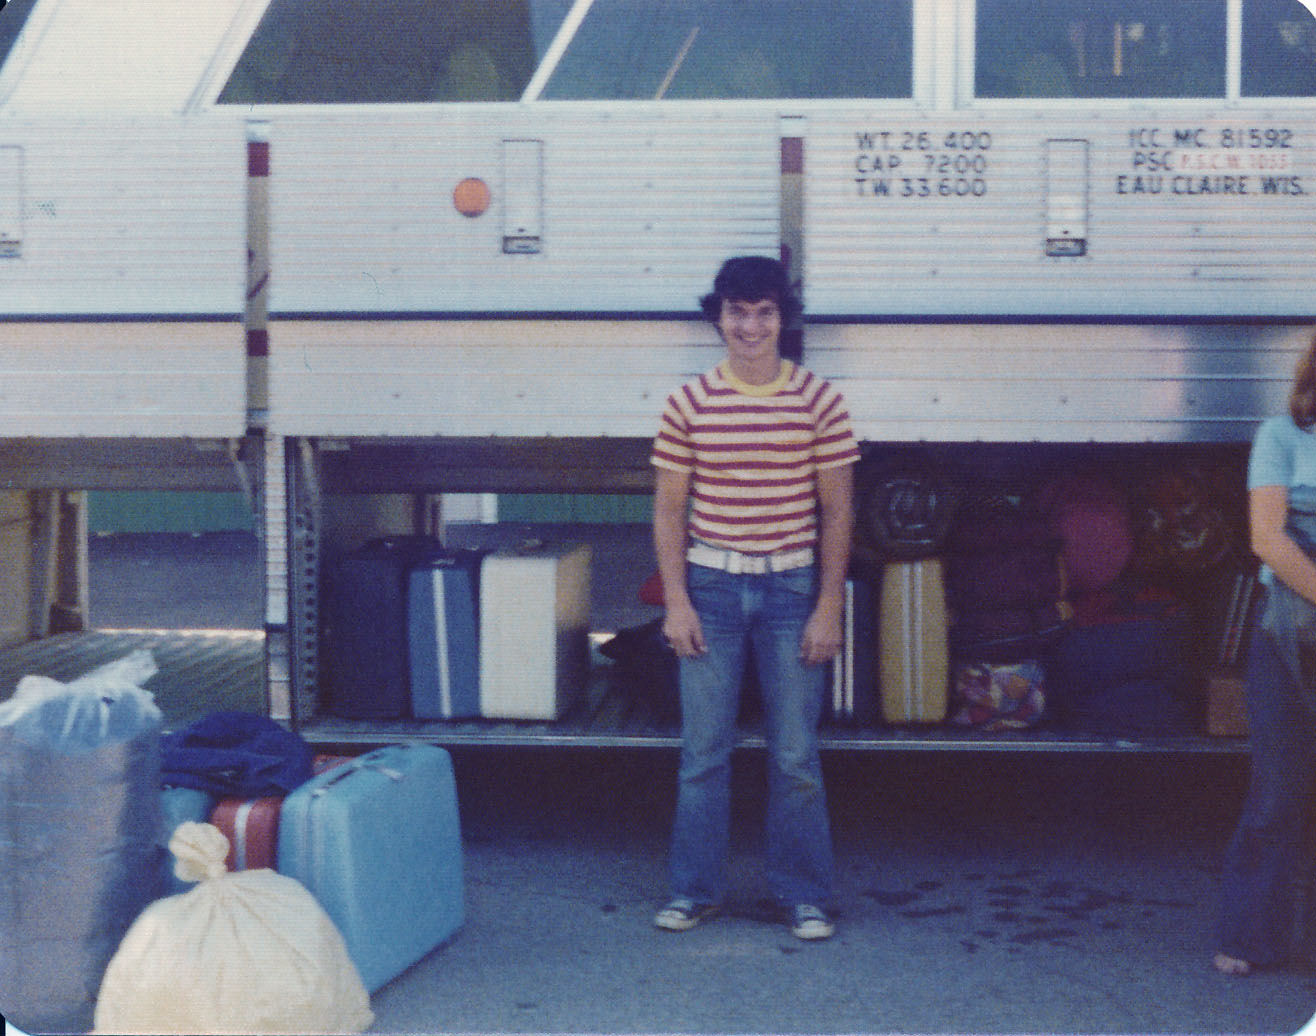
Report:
479,543,591,719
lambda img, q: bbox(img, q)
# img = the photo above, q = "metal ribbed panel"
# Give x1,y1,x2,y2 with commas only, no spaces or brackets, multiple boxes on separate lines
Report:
268,318,722,437
0,321,246,437
804,107,1316,317
806,321,1309,443
0,118,245,315
266,107,779,314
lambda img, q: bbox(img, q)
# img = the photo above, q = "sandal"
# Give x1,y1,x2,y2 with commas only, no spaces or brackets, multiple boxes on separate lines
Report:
654,897,720,932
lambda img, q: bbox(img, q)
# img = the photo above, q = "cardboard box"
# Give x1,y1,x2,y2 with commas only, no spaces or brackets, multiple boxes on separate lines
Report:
1206,669,1249,737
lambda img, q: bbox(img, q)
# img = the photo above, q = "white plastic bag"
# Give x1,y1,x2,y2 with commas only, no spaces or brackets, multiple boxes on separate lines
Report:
0,648,161,752
93,822,373,1036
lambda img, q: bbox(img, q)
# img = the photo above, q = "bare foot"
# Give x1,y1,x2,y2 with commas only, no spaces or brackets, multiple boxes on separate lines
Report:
1214,952,1253,976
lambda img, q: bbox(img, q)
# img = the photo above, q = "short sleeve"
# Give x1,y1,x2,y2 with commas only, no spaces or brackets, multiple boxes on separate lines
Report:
1248,416,1294,491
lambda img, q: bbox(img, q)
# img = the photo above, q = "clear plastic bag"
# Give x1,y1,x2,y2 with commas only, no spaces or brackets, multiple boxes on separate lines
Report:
0,650,164,1034
0,648,161,753
94,822,374,1036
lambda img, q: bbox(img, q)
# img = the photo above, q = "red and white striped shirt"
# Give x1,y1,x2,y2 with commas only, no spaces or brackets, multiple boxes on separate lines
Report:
652,360,860,555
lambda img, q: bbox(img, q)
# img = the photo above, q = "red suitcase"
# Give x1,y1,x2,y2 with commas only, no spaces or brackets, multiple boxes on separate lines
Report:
211,795,282,871
211,757,353,871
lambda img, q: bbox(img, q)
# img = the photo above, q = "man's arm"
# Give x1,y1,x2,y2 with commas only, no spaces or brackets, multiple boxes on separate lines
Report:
800,463,855,665
653,466,705,657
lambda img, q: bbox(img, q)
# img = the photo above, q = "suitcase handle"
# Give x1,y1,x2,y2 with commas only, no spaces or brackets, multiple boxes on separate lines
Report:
310,750,406,797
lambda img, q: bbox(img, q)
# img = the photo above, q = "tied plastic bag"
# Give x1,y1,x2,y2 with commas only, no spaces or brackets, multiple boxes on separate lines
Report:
0,648,161,752
94,822,373,1036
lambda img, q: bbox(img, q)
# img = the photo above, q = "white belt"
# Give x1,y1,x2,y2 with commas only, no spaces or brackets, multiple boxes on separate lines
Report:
687,542,814,575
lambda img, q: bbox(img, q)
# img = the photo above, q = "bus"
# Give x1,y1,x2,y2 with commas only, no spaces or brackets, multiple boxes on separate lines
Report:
0,0,1313,750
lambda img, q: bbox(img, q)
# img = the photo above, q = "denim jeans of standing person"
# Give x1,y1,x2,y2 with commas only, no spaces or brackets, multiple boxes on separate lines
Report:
1219,621,1316,967
668,562,833,908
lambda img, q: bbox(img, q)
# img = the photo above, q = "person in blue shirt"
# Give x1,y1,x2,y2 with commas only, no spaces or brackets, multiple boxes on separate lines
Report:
1216,332,1316,976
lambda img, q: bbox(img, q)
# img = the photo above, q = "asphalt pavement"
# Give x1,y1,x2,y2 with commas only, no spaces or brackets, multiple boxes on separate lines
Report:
362,746,1316,1036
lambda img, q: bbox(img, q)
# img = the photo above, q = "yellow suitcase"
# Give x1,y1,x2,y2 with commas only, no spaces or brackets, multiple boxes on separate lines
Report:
879,559,949,724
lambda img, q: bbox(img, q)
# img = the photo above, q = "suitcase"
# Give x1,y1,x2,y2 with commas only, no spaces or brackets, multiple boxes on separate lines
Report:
479,543,591,720
409,549,484,719
209,757,352,873
879,559,949,724
212,795,282,871
159,786,215,895
323,536,440,719
277,743,463,992
831,574,879,724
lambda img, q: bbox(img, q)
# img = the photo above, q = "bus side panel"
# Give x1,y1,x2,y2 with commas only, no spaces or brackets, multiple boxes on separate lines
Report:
0,118,246,438
806,108,1316,318
264,108,781,315
0,118,245,316
805,322,1309,444
0,321,246,438
267,318,718,438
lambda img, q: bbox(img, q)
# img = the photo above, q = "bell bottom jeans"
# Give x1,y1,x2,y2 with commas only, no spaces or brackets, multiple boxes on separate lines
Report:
668,563,833,908
1218,622,1316,967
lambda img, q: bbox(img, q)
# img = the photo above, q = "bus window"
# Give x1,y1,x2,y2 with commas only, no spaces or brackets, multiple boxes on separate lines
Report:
975,0,1227,99
1242,0,1316,96
0,0,39,75
539,0,912,101
218,0,570,104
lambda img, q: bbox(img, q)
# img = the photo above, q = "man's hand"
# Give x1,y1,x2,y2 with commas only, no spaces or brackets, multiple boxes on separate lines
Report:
800,600,843,666
662,599,707,658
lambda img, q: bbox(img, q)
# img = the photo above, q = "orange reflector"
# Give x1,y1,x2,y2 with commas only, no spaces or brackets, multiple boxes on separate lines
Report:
453,178,491,217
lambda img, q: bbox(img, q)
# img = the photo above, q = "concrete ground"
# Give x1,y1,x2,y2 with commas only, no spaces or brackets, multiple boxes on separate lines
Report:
366,747,1316,1036
6,529,1313,1035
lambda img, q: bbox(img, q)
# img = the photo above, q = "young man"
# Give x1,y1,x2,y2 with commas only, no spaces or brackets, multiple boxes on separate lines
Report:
650,255,860,940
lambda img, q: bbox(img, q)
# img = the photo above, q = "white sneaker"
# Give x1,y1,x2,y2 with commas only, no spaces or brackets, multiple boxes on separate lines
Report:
791,904,835,940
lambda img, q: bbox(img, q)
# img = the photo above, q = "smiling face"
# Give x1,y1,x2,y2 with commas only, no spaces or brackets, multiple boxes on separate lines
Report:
717,296,782,382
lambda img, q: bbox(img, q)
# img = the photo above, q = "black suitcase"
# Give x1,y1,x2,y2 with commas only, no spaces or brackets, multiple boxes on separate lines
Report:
323,536,440,719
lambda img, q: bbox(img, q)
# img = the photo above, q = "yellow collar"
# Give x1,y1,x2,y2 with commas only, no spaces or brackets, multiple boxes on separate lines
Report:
719,359,794,397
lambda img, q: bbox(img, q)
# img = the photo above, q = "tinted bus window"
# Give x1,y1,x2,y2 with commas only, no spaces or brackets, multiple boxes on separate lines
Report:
1243,0,1316,96
219,0,569,103
976,0,1227,99
0,0,39,74
540,0,913,100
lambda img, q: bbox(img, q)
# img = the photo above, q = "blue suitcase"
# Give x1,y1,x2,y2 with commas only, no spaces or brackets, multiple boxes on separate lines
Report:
159,786,215,895
408,550,484,719
277,743,463,991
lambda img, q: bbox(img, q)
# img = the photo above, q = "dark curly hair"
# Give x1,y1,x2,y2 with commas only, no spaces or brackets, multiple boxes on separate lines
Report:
699,255,802,325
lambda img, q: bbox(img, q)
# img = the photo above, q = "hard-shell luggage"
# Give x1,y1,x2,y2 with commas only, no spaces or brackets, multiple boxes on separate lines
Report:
409,549,484,719
208,756,355,874
277,743,463,992
160,786,215,895
323,536,440,719
879,559,949,724
479,543,591,720
831,574,878,723
211,795,282,871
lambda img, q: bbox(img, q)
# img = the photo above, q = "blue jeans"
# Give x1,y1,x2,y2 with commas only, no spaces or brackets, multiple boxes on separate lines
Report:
1218,622,1316,966
668,563,833,907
